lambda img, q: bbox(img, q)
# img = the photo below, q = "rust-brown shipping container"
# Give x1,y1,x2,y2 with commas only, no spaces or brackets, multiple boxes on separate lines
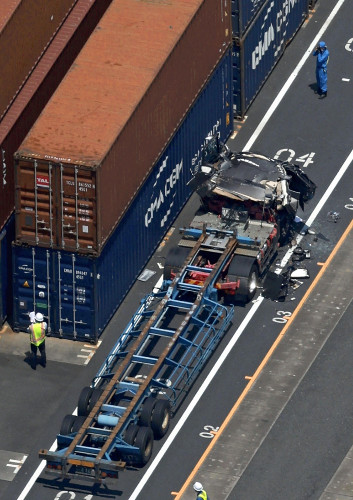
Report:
15,0,231,255
0,0,113,230
0,0,76,119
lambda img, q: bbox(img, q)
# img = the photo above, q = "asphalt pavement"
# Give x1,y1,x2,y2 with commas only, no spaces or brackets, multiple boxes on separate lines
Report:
0,0,353,499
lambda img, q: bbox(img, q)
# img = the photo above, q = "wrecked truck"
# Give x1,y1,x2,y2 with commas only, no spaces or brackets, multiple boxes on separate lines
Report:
165,135,317,302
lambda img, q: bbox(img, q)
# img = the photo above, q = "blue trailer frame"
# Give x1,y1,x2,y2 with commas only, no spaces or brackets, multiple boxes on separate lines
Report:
39,225,237,482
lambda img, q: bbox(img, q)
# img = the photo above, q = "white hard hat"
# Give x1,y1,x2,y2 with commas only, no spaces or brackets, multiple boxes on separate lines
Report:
193,482,203,492
35,312,44,322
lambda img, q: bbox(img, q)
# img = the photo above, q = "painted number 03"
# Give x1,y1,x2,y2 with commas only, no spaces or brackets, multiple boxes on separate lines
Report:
273,311,292,324
274,149,315,168
199,425,219,439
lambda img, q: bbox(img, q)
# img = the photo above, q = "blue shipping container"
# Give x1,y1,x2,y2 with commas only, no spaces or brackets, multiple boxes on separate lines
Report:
233,0,309,117
12,48,233,342
232,0,267,37
0,213,15,326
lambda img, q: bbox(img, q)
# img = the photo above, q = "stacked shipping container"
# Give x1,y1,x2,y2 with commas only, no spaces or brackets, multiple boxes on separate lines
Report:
0,0,75,119
12,50,233,341
0,0,113,326
15,0,231,255
232,0,309,118
12,0,233,340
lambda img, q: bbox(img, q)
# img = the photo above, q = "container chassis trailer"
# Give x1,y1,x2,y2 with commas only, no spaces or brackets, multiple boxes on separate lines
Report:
38,218,267,482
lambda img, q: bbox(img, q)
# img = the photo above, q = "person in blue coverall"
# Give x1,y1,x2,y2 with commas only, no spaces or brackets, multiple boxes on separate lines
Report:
313,41,329,98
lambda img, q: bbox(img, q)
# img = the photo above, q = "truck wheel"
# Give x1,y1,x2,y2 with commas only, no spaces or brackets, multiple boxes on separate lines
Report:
227,256,259,303
139,396,157,427
72,415,87,433
164,246,190,281
151,399,171,439
60,414,77,435
135,426,154,465
88,387,103,412
124,423,140,445
77,386,93,416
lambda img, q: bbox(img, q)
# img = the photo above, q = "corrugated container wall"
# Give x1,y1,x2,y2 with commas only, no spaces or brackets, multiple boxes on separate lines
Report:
231,0,267,37
0,213,15,326
12,49,233,341
15,0,231,255
0,0,75,119
0,0,113,232
232,0,309,118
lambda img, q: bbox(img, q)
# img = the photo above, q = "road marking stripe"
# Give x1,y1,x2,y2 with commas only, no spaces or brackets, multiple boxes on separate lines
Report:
174,218,353,498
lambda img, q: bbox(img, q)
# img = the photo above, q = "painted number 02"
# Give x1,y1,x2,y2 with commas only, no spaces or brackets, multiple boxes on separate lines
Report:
274,149,315,168
199,425,219,439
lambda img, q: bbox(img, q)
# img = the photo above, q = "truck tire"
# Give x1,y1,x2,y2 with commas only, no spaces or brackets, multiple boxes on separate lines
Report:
227,256,259,303
60,414,77,435
134,426,154,465
151,399,171,439
164,246,190,282
72,415,87,433
124,423,140,445
88,387,103,412
139,396,157,427
77,386,93,416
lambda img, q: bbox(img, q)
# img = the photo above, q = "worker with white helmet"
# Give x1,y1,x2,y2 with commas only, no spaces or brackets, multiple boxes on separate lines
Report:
193,481,210,499
28,311,48,369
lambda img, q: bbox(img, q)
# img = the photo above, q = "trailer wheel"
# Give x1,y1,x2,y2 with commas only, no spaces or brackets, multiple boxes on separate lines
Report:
164,246,190,282
88,387,103,412
139,396,157,427
135,426,154,465
71,415,86,433
227,256,259,303
151,399,171,439
124,423,140,445
60,414,77,435
77,386,93,416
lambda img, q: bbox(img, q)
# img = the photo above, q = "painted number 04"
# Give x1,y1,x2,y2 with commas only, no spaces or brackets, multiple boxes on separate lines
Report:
54,493,93,499
200,425,219,439
274,149,315,168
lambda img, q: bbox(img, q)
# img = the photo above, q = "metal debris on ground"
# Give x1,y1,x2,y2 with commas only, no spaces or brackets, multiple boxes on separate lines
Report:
327,211,340,223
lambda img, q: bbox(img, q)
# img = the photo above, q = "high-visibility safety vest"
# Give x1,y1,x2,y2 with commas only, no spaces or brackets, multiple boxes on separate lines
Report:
197,491,209,500
29,322,46,346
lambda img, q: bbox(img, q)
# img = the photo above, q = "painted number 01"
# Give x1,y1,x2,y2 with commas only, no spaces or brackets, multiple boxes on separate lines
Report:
200,425,219,439
274,149,315,168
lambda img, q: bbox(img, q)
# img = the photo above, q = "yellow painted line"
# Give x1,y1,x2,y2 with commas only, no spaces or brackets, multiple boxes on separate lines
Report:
244,375,252,380
174,219,353,499
317,262,325,266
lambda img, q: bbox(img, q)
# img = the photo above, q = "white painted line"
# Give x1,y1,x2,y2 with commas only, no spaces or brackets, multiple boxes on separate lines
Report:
16,2,348,499
244,0,346,151
342,78,350,82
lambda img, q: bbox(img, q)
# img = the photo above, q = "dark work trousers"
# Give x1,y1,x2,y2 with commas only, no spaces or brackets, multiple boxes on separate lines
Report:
31,341,46,367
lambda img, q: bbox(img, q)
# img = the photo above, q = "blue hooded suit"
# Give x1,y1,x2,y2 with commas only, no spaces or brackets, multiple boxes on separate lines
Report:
313,41,329,94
